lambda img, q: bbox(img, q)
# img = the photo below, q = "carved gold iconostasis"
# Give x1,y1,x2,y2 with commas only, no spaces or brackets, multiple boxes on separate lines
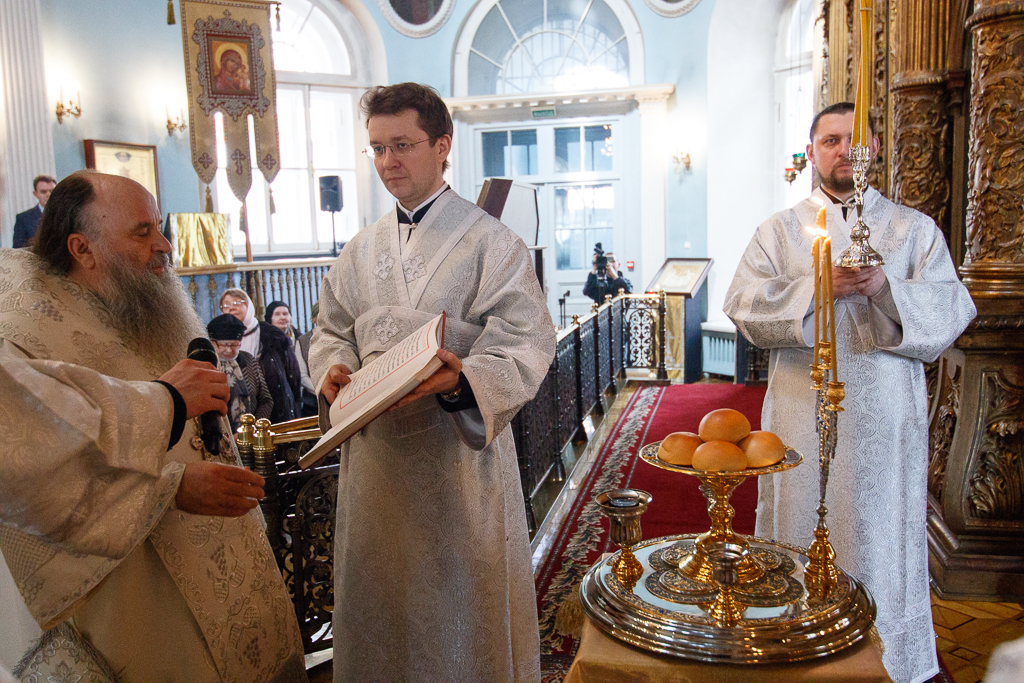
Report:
821,0,1024,600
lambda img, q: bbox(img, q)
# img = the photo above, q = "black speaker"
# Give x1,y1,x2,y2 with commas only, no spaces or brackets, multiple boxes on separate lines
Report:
319,176,342,212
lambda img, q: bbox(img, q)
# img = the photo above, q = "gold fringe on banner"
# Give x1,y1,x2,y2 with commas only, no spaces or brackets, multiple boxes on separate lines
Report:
239,201,253,262
268,186,276,214
205,185,214,213
167,0,175,25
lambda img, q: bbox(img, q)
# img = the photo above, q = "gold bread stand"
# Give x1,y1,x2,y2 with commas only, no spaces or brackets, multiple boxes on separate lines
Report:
578,441,877,664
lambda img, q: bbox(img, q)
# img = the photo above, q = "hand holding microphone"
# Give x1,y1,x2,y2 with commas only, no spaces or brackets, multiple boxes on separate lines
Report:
179,339,229,456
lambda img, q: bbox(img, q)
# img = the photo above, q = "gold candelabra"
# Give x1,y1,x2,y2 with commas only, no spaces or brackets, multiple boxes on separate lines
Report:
837,0,884,268
805,207,845,600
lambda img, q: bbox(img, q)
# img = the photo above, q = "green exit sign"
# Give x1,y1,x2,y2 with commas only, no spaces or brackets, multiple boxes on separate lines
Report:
532,108,557,119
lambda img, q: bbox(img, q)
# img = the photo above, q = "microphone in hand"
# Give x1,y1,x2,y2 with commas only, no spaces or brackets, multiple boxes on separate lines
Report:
187,337,224,455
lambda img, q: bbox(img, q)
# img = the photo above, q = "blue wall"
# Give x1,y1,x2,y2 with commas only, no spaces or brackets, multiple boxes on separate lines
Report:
40,0,199,215
37,0,713,258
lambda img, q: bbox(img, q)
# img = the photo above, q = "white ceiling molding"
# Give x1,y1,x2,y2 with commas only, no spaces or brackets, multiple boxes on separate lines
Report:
445,83,674,123
377,0,456,38
643,0,703,19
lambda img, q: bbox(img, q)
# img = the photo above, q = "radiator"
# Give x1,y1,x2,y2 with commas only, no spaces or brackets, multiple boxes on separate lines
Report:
701,323,736,378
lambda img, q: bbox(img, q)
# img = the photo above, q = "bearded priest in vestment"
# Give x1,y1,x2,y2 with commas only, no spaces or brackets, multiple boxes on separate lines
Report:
309,83,555,683
0,171,306,683
725,103,975,683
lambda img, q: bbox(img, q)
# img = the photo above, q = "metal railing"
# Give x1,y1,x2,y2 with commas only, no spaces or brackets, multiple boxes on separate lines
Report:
178,257,335,329
236,290,669,654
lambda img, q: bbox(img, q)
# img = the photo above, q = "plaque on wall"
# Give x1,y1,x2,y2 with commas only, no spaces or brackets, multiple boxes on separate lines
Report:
84,140,160,209
645,258,712,297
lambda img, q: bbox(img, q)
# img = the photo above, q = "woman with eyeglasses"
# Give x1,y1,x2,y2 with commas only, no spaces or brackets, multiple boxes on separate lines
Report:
218,289,302,423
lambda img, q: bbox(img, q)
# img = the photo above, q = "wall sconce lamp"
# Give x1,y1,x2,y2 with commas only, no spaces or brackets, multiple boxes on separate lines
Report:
673,151,691,172
784,167,798,184
166,107,187,136
55,88,81,124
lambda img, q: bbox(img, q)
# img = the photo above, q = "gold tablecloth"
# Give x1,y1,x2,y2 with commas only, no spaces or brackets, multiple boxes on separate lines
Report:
563,617,892,683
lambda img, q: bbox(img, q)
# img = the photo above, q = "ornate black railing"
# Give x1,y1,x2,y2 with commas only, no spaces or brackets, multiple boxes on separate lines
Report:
241,291,668,654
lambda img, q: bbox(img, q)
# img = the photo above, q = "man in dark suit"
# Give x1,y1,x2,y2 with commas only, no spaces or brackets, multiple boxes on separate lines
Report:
12,175,56,248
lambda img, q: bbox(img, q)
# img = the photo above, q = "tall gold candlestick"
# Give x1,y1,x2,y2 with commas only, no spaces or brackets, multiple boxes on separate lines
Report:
824,239,837,383
813,237,821,362
852,0,874,147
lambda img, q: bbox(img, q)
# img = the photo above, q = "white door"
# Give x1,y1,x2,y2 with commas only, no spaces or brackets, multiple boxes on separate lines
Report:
473,117,630,326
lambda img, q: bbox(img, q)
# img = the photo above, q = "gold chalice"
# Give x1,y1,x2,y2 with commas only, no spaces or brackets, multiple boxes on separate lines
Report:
639,443,802,586
595,489,652,591
704,541,747,627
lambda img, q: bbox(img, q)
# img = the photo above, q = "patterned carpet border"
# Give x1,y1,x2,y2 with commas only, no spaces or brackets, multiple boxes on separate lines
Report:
535,386,664,657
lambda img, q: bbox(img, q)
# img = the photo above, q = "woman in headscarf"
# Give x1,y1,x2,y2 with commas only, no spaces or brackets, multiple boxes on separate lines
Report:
218,289,302,423
265,301,316,414
207,313,273,431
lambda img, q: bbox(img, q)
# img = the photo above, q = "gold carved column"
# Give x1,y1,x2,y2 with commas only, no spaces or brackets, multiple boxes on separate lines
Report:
925,0,1024,601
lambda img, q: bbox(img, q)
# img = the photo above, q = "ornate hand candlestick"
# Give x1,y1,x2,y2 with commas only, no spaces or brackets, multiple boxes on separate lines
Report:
596,489,652,591
805,211,845,600
837,0,885,268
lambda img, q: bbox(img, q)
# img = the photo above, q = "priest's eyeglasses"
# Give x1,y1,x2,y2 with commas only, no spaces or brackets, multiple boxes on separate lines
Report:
361,138,431,159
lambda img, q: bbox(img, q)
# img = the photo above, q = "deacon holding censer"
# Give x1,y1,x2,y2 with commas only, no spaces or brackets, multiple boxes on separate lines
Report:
724,91,975,683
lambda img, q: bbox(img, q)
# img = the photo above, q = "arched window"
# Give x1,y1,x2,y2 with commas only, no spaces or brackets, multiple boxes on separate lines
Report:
213,0,365,256
464,0,635,96
775,0,817,209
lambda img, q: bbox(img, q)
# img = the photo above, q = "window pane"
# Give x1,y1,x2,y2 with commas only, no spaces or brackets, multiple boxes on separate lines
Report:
273,2,351,75
269,169,313,245
554,186,585,229
315,170,359,246
482,131,508,177
555,127,581,173
216,169,269,251
555,228,585,270
584,125,613,172
510,129,537,176
587,183,615,226
277,86,308,168
310,89,355,169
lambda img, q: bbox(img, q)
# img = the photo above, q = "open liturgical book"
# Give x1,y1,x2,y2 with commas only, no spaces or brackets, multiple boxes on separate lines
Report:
298,312,447,469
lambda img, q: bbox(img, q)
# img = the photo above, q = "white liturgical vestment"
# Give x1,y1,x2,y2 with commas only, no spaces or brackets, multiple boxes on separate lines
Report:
309,190,555,683
0,249,306,683
725,187,976,683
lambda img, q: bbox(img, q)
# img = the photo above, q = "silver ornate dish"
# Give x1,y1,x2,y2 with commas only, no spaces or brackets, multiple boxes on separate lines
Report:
579,534,877,663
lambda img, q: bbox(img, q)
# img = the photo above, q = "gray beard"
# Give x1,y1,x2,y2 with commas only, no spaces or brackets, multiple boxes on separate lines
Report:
96,255,206,371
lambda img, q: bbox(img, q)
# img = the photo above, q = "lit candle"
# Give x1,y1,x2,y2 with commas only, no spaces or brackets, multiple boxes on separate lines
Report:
852,0,874,147
824,238,838,383
812,236,821,364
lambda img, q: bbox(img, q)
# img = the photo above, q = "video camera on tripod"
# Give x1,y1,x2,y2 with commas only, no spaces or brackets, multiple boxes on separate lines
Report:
594,243,608,281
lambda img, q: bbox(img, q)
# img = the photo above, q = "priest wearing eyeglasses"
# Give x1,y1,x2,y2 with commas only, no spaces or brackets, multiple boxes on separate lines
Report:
309,82,555,683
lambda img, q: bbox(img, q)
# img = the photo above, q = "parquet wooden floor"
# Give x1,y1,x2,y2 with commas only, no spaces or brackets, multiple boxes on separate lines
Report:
932,591,1024,683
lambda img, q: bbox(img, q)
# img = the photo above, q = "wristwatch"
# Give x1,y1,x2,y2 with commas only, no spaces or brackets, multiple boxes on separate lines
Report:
440,385,462,402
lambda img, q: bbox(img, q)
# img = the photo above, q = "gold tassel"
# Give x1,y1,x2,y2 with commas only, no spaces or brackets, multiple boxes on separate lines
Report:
268,186,276,214
553,584,585,637
167,0,175,25
204,185,214,213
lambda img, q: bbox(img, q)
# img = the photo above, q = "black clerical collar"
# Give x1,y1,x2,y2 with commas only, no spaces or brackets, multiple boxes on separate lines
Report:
397,186,450,225
819,187,856,219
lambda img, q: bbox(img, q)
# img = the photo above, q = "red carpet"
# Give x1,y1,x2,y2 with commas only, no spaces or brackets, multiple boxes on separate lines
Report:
534,384,766,657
